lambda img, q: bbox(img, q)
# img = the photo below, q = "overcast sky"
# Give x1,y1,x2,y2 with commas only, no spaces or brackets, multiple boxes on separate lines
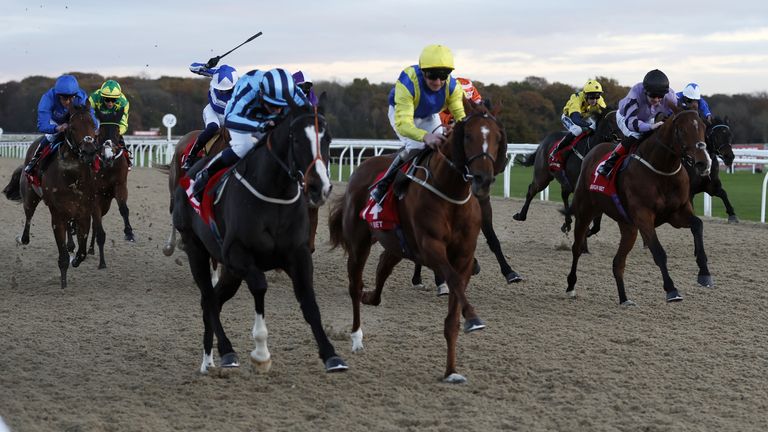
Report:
2,0,767,95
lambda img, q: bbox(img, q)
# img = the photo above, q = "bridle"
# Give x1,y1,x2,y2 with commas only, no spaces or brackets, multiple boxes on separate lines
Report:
434,111,499,181
706,123,732,158
62,109,97,163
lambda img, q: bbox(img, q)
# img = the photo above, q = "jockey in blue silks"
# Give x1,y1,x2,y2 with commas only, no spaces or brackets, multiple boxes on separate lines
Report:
182,62,240,171
24,74,99,174
189,68,306,201
676,82,713,123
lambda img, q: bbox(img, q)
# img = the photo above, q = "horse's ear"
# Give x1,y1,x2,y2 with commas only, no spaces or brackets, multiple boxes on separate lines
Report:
494,125,509,175
318,91,328,112
491,99,503,118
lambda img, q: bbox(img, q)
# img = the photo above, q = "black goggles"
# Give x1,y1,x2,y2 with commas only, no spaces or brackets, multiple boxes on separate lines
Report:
647,92,666,99
586,93,601,100
103,97,118,103
424,69,451,81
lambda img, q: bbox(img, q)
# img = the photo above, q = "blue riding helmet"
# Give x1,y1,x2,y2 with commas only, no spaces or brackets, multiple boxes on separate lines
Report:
259,68,297,107
211,65,239,91
54,75,79,95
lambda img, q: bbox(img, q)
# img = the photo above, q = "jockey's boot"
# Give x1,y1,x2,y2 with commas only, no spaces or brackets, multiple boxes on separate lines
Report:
597,136,636,178
191,148,238,202
548,133,575,171
23,138,49,174
369,150,412,204
182,123,219,172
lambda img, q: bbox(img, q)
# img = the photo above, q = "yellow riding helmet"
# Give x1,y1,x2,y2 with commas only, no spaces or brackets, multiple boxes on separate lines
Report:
99,80,122,99
583,79,603,94
419,45,455,70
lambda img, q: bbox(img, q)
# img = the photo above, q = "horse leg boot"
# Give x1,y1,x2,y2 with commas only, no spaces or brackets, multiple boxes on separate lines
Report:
191,148,239,202
597,136,637,178
24,137,50,174
182,123,219,172
369,148,416,204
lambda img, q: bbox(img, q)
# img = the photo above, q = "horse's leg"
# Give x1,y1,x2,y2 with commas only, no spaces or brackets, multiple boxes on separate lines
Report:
668,211,713,288
411,263,424,289
17,182,41,245
560,189,573,233
162,220,177,256
478,196,521,283
612,223,639,306
51,214,70,289
635,212,682,302
363,250,401,306
286,246,347,372
711,185,739,223
566,207,599,298
66,222,76,253
239,269,272,372
346,229,372,353
307,206,319,253
91,204,107,269
116,180,136,241
513,171,552,221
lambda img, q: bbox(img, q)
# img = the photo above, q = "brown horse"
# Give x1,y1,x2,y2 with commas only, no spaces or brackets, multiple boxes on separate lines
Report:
328,100,507,383
86,122,134,264
513,111,623,233
566,110,714,305
5,104,101,288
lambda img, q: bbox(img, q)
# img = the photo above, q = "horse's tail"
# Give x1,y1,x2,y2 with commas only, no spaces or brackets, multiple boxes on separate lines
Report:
328,194,347,251
2,165,23,201
515,151,536,167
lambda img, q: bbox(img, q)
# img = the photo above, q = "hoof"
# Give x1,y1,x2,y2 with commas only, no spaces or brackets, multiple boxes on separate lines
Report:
98,262,107,270
162,244,174,256
566,289,576,298
697,275,714,288
620,299,637,307
512,213,525,222
249,356,272,373
472,260,481,275
350,329,364,353
412,283,425,290
560,224,570,234
665,290,683,302
464,317,485,333
727,215,739,223
443,373,467,384
505,271,523,283
220,352,240,368
436,283,449,296
125,233,136,242
324,356,349,372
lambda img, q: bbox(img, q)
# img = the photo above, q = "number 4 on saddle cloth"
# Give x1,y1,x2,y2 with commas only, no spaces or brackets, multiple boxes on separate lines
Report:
360,162,415,231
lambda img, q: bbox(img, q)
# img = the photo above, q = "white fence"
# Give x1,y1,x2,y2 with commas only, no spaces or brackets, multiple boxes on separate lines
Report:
2,137,768,223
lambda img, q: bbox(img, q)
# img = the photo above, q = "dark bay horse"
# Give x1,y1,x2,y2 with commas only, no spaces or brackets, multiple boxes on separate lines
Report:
566,110,714,306
328,100,507,383
686,117,738,222
513,111,623,233
3,104,101,288
87,122,134,263
173,100,346,374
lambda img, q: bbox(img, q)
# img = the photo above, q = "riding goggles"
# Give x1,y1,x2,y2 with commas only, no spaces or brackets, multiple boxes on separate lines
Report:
424,68,452,81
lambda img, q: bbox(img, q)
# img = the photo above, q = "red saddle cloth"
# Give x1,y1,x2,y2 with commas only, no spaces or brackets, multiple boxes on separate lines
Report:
360,172,400,231
26,144,100,194
549,132,587,172
588,152,630,197
179,169,228,225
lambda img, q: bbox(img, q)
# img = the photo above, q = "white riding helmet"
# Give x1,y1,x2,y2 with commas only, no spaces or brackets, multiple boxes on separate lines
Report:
682,83,701,100
210,65,239,91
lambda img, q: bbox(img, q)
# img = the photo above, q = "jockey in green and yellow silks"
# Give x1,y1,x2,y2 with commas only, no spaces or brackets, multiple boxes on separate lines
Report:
89,80,130,136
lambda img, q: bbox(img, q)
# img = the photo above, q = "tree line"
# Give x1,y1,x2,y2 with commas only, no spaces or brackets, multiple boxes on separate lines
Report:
1,73,767,143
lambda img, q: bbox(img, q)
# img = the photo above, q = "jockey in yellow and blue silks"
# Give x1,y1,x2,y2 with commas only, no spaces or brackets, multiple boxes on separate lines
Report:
369,44,466,204
189,68,306,201
24,74,99,174
182,62,240,171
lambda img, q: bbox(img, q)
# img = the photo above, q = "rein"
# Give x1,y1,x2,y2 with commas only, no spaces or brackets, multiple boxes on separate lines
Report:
634,111,703,175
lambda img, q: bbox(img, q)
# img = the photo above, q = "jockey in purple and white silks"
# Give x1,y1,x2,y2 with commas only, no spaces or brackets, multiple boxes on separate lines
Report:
189,68,306,201
24,74,99,174
597,69,678,178
676,83,713,122
181,62,239,171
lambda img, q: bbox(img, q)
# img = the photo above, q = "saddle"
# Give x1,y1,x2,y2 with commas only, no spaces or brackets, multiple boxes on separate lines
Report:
589,152,633,222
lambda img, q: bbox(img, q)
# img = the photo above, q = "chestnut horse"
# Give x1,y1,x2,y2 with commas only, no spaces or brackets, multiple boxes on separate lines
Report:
173,100,346,374
566,110,714,305
86,122,134,264
513,111,623,233
328,100,507,383
4,104,101,288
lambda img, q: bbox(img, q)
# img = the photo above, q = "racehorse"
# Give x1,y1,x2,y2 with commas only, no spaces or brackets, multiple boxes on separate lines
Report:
3,104,101,288
512,111,623,233
686,116,738,222
328,100,507,383
87,122,134,263
566,110,713,306
172,98,347,374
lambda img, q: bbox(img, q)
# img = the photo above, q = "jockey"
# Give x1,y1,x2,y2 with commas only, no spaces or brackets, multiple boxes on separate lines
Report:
369,44,466,204
89,79,132,167
439,77,481,124
598,69,677,178
24,74,99,175
676,82,713,123
293,70,318,106
189,68,305,201
181,62,240,171
548,79,607,172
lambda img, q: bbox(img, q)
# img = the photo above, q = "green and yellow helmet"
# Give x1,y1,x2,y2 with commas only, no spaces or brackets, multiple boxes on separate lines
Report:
99,80,122,99
418,45,455,70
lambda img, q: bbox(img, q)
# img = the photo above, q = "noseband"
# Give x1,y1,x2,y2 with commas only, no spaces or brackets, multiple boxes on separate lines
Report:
706,123,732,156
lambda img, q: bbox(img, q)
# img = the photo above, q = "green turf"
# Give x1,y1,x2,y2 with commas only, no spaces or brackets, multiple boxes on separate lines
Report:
330,164,767,222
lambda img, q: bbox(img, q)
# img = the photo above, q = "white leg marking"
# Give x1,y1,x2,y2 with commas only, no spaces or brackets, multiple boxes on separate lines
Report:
351,328,364,352
200,351,215,374
250,313,271,365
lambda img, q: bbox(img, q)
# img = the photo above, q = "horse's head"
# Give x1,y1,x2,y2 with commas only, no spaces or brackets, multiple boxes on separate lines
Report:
659,110,711,176
448,99,506,199
706,117,734,167
595,110,624,144
284,93,332,207
97,122,122,166
65,103,99,165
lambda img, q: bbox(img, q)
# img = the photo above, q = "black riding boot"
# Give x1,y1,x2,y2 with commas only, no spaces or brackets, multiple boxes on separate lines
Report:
550,133,575,160
191,149,237,201
369,150,412,204
597,136,637,178
24,138,50,174
183,123,219,172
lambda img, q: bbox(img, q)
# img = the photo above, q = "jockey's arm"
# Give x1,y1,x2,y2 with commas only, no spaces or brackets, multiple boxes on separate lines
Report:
119,100,130,135
37,93,57,134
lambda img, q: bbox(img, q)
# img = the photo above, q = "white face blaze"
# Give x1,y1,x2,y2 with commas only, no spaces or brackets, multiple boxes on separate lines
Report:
480,126,490,154
303,125,331,197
